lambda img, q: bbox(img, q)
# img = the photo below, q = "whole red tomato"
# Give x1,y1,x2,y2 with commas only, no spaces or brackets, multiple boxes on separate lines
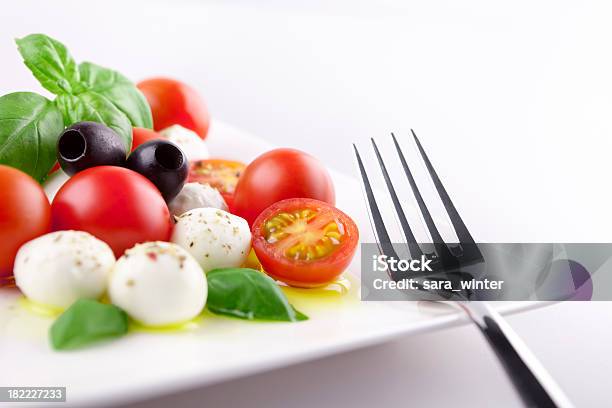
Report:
132,127,164,152
0,165,51,285
232,148,335,226
51,166,172,257
137,78,210,139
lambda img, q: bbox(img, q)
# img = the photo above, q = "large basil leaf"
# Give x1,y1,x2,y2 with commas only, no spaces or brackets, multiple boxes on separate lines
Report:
50,299,129,350
55,92,132,151
207,268,308,322
79,62,153,129
0,92,64,182
15,34,81,95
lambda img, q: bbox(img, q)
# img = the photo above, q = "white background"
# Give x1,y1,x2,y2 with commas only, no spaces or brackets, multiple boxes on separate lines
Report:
2,1,612,406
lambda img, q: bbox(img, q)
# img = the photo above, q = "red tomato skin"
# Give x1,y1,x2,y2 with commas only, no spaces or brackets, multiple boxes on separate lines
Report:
48,162,60,175
251,198,358,288
132,127,164,152
137,78,210,139
232,149,335,226
0,165,51,284
51,166,172,257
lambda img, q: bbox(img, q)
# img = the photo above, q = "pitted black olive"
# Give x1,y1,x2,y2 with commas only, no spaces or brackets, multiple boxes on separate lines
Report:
126,140,188,201
57,121,127,176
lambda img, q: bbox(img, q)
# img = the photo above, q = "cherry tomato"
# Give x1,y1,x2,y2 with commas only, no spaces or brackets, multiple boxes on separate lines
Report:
188,159,246,208
137,78,210,139
51,166,172,257
48,162,60,175
232,148,335,226
252,198,358,287
132,127,164,152
0,165,51,285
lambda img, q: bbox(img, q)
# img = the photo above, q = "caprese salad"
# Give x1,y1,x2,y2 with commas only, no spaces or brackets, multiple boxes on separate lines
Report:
0,33,359,350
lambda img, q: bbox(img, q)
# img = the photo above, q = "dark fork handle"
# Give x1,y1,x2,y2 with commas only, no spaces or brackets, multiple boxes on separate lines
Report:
458,302,573,408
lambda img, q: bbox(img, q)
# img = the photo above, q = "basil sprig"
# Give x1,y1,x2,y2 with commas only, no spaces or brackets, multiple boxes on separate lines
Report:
16,34,153,151
15,34,81,95
50,299,129,350
0,92,64,182
207,268,308,322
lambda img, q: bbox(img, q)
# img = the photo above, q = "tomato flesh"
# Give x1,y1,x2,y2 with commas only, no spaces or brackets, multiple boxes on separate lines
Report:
188,159,245,208
252,198,358,288
263,208,344,261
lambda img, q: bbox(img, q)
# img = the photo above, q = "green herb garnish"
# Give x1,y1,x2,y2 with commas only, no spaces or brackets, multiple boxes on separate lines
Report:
50,299,129,350
206,268,308,322
16,33,153,151
0,33,153,181
0,92,64,183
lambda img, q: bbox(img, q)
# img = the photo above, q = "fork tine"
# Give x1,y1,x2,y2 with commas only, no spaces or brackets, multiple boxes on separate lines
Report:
352,144,399,263
370,138,423,259
391,133,457,266
411,130,483,262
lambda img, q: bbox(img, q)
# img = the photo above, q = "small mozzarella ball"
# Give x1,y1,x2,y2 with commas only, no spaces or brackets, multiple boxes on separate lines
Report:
109,241,206,326
160,125,209,162
14,231,115,309
43,169,70,202
169,183,228,218
171,208,251,272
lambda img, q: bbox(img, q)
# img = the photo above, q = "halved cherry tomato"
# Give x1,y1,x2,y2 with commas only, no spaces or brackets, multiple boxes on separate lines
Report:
137,78,210,139
188,159,246,208
0,165,51,285
252,198,358,288
132,127,164,152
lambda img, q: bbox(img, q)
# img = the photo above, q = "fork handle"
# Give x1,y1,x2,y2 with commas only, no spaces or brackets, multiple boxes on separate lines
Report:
460,302,574,408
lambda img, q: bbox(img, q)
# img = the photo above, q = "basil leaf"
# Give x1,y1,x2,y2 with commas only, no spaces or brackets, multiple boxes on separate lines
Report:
207,268,308,322
0,92,64,182
79,62,153,129
55,92,132,151
15,34,81,95
50,299,128,350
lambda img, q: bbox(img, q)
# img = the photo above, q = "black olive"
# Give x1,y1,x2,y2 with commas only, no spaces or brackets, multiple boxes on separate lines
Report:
57,121,127,176
126,140,188,201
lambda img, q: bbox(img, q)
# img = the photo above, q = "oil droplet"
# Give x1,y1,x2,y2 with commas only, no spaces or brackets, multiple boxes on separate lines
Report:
280,274,360,314
18,296,63,318
130,312,210,333
241,248,262,270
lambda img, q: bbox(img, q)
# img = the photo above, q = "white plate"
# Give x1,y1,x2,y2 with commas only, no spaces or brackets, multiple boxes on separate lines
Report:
0,121,543,407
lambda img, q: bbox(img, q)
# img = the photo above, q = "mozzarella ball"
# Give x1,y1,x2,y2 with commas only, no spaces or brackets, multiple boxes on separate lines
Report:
160,125,209,162
171,208,251,272
43,169,70,202
109,241,206,326
168,183,228,218
14,231,115,309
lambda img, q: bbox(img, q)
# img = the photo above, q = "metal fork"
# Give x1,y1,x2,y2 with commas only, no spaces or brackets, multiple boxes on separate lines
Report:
353,131,573,408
